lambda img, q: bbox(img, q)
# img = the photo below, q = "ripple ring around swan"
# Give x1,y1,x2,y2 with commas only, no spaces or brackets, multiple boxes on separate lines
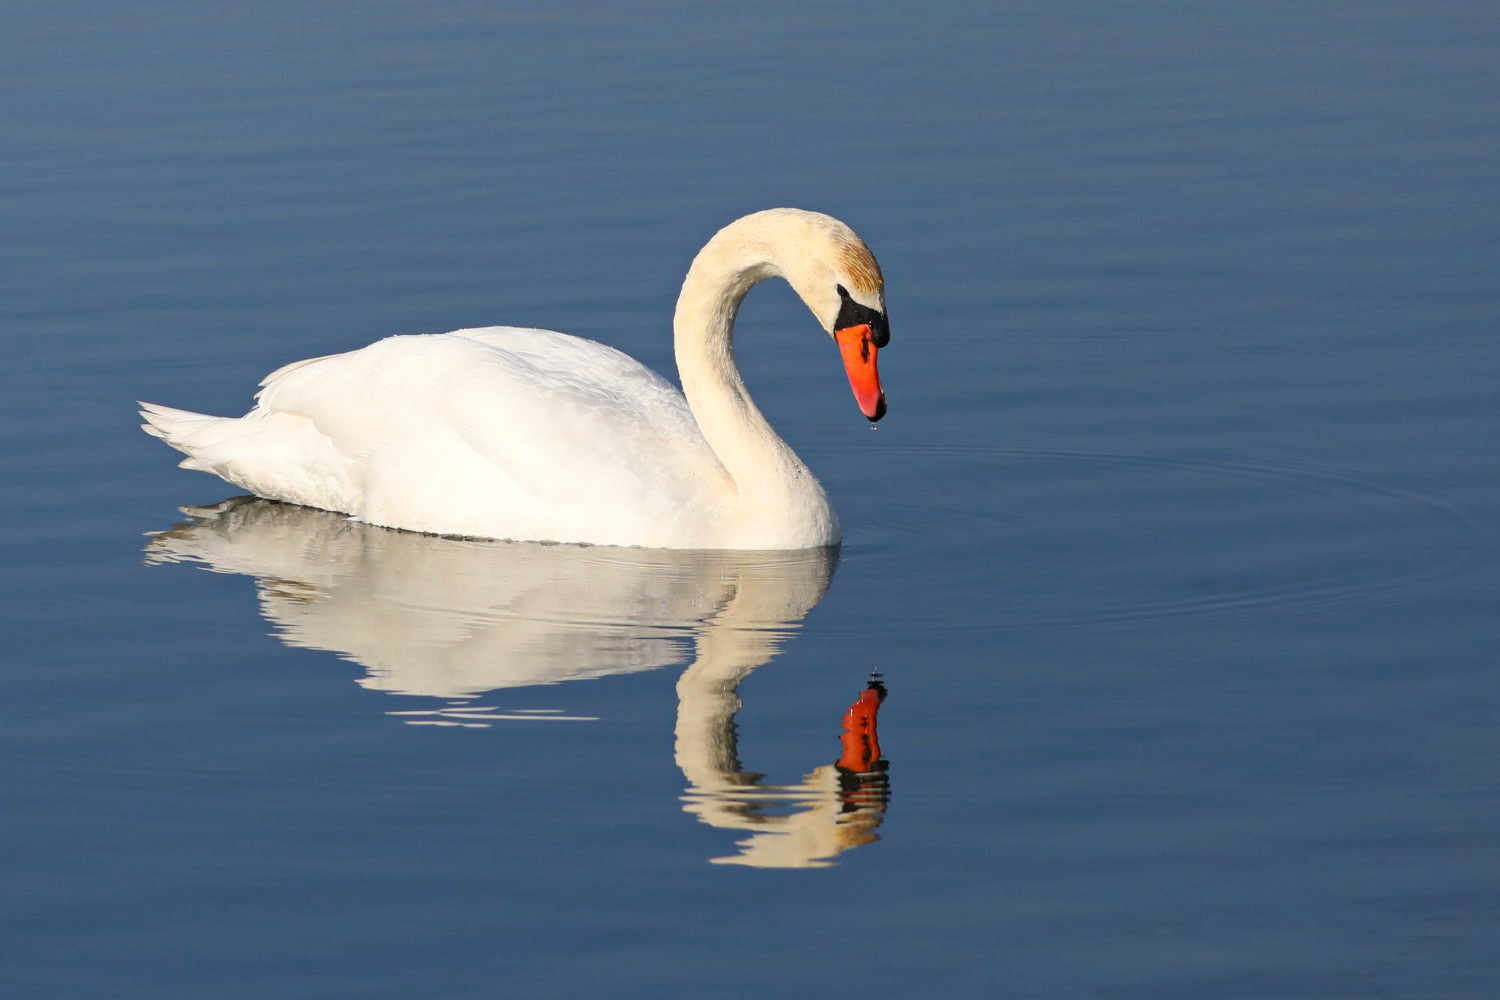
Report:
838,443,1494,634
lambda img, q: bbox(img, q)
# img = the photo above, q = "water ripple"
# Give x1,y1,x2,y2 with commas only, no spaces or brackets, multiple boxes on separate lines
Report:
844,442,1494,633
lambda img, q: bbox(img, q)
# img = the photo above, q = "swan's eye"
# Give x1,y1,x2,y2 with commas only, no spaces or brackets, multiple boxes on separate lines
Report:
834,284,889,348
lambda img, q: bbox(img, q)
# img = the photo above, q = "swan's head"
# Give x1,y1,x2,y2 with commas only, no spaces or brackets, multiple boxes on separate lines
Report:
769,211,890,423
686,208,892,423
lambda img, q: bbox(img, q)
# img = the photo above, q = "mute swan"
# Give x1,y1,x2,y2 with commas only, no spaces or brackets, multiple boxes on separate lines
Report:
140,208,890,549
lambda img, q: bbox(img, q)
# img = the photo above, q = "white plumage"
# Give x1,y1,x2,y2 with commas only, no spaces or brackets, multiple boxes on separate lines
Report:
141,209,889,549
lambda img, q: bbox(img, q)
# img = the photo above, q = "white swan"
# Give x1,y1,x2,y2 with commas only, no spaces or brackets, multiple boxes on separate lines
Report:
140,208,890,549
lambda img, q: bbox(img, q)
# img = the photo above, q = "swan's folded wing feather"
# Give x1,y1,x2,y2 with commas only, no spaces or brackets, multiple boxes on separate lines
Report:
258,353,342,389
251,329,732,543
436,332,736,543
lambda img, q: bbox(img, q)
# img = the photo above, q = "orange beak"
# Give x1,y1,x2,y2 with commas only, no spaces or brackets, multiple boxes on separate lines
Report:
835,323,887,422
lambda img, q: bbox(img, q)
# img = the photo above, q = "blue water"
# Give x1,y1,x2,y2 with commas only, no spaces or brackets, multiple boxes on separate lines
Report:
3,2,1498,997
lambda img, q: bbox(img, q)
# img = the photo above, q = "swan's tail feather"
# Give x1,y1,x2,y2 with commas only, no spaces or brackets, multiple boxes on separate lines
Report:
139,401,361,514
138,401,237,472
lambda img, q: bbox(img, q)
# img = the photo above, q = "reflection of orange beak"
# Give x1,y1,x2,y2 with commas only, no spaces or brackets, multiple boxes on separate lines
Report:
837,684,886,772
835,323,886,422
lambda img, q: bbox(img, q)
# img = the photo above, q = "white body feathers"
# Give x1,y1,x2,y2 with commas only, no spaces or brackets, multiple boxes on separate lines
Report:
140,209,887,549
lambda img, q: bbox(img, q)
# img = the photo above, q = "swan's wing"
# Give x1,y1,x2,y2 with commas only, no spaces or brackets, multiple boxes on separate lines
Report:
447,326,663,386
253,327,734,543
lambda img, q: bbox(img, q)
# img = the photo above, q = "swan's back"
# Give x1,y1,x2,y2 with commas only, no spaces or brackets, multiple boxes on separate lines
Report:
145,327,734,546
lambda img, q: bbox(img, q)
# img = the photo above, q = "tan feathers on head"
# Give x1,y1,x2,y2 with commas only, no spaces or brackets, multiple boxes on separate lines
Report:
833,233,884,297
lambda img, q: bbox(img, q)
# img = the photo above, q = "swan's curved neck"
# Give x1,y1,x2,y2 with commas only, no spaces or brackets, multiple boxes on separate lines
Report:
673,225,835,547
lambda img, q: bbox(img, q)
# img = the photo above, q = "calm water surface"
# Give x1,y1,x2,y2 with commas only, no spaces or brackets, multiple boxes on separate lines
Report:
3,2,1498,997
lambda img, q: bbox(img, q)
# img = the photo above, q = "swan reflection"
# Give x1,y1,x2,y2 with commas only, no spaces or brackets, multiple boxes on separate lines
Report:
146,497,891,866
680,671,889,867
